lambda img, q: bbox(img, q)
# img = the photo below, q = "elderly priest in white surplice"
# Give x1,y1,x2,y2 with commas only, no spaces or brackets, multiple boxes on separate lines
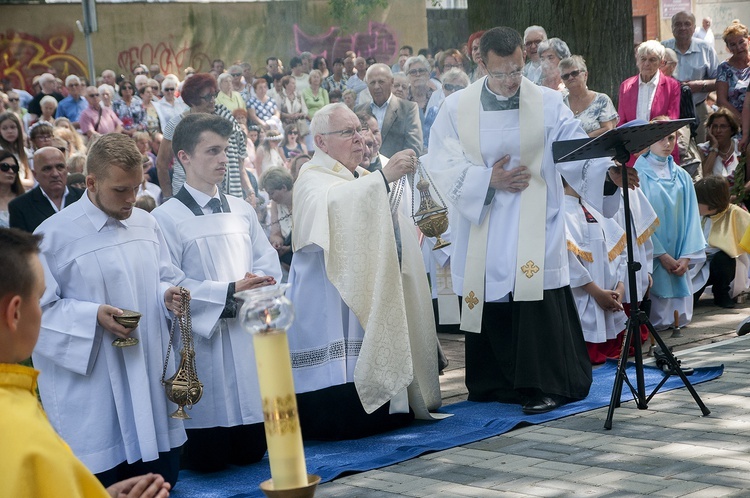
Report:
288,103,442,440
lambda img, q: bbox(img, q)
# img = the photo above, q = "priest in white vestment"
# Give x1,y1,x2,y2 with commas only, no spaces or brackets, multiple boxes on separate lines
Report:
152,114,282,471
32,134,188,487
288,103,442,440
426,27,638,415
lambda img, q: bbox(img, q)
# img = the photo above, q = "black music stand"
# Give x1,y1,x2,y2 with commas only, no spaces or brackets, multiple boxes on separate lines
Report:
553,119,710,429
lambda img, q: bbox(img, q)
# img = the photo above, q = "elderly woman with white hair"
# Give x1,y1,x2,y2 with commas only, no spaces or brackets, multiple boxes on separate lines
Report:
617,40,681,162
560,56,618,138
153,75,187,129
37,95,58,126
392,72,410,99
617,40,681,125
97,84,115,108
216,72,245,112
423,68,469,151
538,37,571,91
404,55,441,120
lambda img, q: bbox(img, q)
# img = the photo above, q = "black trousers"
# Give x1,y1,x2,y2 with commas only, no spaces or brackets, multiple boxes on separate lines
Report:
464,287,592,404
95,446,181,489
181,423,267,473
296,383,414,441
709,251,736,300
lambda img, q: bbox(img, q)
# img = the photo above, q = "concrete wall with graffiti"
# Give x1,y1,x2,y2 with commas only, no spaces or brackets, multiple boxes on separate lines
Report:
1,0,427,92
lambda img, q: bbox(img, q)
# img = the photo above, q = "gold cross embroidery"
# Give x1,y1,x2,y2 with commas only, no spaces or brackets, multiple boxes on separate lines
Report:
464,291,479,310
521,260,540,279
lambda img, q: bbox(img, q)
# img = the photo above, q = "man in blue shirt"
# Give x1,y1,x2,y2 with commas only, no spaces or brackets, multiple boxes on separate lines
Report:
55,75,87,127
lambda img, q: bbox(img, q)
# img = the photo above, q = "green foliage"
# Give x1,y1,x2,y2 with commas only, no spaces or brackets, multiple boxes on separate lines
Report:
328,0,389,26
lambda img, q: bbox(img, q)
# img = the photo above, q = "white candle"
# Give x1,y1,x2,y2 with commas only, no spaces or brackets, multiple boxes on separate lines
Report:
253,329,308,489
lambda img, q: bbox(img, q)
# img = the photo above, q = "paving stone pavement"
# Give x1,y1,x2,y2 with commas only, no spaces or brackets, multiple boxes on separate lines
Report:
314,297,750,497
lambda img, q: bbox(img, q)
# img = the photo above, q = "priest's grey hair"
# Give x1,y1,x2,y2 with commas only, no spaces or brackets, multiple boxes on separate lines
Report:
310,102,350,138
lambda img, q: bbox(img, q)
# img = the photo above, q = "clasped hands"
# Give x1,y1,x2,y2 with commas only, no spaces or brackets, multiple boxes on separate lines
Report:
659,254,690,277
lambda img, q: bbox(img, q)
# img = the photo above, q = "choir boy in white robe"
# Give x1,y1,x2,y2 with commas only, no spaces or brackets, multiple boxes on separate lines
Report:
151,114,282,472
634,124,706,330
564,183,627,364
614,185,659,354
288,103,442,440
32,134,188,488
426,27,638,414
692,176,750,308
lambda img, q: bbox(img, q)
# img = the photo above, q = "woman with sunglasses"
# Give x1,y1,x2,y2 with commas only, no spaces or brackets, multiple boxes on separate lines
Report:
280,123,308,161
153,76,188,131
0,112,33,189
560,56,618,138
112,80,147,137
155,73,251,199
0,150,25,227
423,68,469,152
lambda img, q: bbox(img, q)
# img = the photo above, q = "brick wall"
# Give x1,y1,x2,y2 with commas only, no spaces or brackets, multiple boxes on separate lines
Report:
632,0,660,41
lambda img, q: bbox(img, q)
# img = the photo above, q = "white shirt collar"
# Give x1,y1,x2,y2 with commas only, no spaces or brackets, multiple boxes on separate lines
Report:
639,70,660,86
81,189,129,231
40,185,69,213
183,183,220,209
370,94,392,110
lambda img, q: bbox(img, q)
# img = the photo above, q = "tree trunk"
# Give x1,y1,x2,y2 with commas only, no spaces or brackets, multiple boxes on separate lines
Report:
467,0,635,106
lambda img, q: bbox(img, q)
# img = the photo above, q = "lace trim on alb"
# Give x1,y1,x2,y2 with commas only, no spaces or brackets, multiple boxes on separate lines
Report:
290,339,363,369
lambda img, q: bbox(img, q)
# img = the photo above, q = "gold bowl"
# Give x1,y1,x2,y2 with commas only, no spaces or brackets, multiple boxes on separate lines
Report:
114,309,142,329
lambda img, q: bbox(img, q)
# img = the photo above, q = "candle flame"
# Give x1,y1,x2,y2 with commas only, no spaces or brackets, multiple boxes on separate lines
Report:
264,308,272,328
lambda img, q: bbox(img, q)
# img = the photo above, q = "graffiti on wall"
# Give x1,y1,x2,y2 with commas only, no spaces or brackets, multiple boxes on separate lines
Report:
117,39,211,76
1,30,87,92
294,21,399,63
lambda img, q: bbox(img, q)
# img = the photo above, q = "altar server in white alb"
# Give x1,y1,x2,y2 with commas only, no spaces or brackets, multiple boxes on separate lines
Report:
564,181,628,364
152,113,282,472
32,133,188,488
288,103,442,440
426,27,638,415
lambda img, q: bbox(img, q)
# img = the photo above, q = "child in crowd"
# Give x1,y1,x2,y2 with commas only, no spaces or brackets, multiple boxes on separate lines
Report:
0,228,169,498
635,118,706,330
693,176,750,308
564,181,627,364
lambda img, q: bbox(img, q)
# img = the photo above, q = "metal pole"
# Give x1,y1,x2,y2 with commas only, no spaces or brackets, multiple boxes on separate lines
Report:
84,28,95,84
81,0,97,84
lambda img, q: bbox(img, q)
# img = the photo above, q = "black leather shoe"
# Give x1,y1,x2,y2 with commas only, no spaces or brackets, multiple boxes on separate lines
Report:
714,296,735,309
522,395,560,415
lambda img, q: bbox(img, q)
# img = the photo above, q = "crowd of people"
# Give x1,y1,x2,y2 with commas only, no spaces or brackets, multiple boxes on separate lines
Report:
2,11,750,497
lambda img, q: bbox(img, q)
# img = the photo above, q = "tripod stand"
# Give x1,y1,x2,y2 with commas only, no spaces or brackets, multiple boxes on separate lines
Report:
552,119,710,429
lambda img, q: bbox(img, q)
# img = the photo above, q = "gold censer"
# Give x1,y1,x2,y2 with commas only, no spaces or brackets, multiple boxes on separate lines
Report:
412,159,451,250
161,287,203,419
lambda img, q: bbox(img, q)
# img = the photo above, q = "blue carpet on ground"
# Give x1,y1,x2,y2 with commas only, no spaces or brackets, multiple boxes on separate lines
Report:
172,360,723,498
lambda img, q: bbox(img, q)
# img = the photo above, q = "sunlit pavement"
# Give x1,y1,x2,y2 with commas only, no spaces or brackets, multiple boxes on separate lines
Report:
316,297,750,497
